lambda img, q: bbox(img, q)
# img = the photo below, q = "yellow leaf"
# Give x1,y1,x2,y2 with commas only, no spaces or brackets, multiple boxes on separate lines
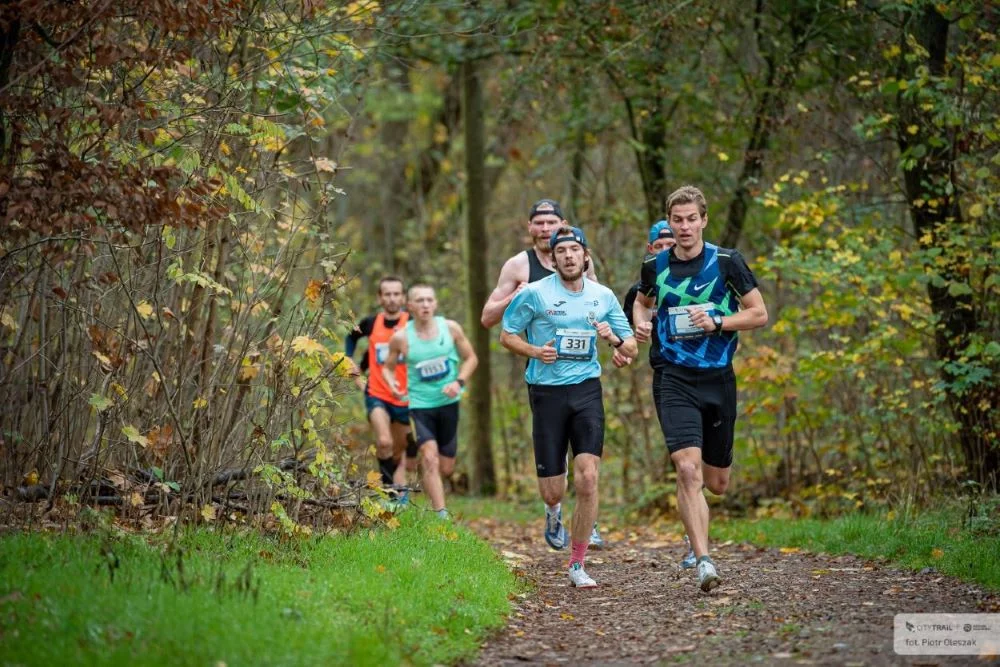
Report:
968,203,984,218
304,279,323,303
717,152,730,162
931,548,944,559
366,470,381,488
385,517,400,530
239,363,260,381
375,564,386,573
23,469,39,485
560,613,575,620
93,351,113,368
1,310,17,332
201,504,217,521
122,425,148,447
192,397,208,409
130,491,144,507
291,335,328,357
906,125,918,135
135,301,154,319
312,157,337,173
779,547,801,554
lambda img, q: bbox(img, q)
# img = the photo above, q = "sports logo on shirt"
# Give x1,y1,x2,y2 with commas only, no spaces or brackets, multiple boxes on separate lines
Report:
546,309,567,316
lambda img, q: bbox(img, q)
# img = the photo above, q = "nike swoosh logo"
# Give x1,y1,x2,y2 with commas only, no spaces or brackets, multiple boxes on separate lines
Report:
694,282,711,291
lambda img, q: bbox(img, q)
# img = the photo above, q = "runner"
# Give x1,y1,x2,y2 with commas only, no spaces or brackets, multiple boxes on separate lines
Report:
345,276,414,491
383,285,478,519
616,220,674,370
619,222,699,566
482,199,604,549
633,186,768,592
480,199,596,328
500,226,637,587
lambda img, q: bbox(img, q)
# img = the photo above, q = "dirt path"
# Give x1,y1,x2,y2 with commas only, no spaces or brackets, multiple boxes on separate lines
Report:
466,516,998,666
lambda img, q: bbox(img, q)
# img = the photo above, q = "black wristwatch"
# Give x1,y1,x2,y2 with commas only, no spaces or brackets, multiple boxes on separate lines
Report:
711,314,724,334
457,378,466,388
612,336,625,348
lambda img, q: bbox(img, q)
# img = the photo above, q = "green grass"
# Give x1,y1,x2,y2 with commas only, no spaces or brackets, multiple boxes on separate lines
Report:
715,502,1000,591
0,511,518,666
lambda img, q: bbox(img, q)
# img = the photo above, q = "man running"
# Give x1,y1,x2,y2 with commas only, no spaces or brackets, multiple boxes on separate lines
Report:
481,199,603,549
500,226,637,587
383,285,478,519
345,276,414,490
616,220,675,370
480,199,596,328
633,186,768,592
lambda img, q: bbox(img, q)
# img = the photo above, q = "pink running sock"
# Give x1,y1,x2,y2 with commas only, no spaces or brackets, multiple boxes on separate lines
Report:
568,541,589,568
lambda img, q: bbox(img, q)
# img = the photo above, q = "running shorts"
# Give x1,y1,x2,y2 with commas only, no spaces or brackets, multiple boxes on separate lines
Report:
656,364,737,468
527,378,604,478
410,402,460,458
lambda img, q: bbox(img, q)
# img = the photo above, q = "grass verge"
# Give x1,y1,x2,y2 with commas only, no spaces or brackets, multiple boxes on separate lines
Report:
714,501,1000,591
0,510,517,665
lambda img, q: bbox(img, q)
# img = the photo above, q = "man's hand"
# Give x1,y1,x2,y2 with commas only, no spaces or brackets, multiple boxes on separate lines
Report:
635,321,653,343
442,380,462,399
611,349,633,368
387,378,407,402
688,307,717,334
593,320,617,344
536,339,558,364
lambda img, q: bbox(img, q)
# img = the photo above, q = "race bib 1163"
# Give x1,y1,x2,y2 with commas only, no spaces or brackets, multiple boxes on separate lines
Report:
415,356,450,382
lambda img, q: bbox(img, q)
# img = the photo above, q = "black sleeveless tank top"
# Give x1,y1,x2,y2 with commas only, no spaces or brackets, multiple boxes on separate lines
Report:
525,249,555,283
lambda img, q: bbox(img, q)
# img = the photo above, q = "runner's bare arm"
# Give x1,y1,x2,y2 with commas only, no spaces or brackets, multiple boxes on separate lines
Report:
448,320,479,382
480,254,529,328
382,330,407,400
499,330,557,363
632,292,656,343
689,288,769,333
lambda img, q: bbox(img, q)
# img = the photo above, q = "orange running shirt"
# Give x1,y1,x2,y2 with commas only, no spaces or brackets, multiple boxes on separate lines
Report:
366,312,409,405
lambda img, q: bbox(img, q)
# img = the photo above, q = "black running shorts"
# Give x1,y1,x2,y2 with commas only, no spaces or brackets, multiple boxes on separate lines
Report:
410,402,460,458
656,364,737,468
528,378,604,478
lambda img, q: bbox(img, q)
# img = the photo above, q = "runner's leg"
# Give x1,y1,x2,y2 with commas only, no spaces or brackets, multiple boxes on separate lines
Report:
369,406,397,485
390,421,410,486
672,447,710,558
420,440,446,512
569,453,600,548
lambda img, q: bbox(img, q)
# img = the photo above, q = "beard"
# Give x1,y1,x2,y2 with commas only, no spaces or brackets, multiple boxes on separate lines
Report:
556,263,584,282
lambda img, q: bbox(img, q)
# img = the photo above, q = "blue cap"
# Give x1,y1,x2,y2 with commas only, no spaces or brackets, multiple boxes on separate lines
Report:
550,226,588,250
648,220,673,243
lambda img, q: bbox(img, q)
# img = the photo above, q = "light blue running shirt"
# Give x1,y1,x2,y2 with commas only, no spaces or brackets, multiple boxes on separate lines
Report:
502,273,633,386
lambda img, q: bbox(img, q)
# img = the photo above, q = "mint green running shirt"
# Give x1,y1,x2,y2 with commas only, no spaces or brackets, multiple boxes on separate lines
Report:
405,316,461,408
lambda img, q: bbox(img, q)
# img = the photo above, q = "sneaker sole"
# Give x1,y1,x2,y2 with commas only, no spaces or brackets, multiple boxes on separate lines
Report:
700,575,721,592
570,580,598,589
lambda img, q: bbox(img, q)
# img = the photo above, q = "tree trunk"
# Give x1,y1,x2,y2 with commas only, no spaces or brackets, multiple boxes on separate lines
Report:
720,0,817,248
461,58,496,494
896,6,998,489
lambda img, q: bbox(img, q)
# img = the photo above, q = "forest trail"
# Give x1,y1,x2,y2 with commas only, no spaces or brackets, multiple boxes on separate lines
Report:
466,516,998,666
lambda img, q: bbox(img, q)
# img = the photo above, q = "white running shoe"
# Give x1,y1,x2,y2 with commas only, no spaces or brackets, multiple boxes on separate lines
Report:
567,562,597,588
697,557,721,592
